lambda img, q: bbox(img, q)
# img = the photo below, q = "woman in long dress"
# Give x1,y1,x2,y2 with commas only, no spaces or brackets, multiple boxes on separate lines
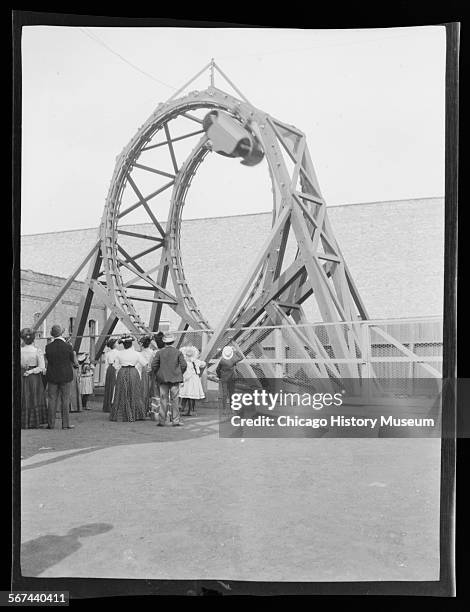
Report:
110,334,147,422
20,328,48,428
137,335,155,417
69,349,82,412
179,346,206,416
102,338,119,413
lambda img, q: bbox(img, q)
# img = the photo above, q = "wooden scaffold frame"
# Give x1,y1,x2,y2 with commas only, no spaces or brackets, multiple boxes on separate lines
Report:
32,61,411,381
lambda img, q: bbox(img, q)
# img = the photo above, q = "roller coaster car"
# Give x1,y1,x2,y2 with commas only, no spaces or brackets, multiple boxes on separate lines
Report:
203,110,264,167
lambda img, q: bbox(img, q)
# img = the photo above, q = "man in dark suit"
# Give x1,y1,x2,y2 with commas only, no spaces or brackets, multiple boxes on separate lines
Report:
45,324,76,429
151,334,187,427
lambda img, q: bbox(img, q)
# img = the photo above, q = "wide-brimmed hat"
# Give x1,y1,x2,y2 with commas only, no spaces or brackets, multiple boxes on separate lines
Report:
77,353,88,362
163,334,175,344
222,346,234,360
20,327,34,340
182,345,198,359
119,333,135,343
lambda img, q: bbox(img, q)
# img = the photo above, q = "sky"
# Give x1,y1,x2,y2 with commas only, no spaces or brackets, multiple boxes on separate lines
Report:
20,25,446,235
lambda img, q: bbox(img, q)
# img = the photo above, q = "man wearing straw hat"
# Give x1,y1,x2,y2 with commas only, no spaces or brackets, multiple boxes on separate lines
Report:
216,345,244,414
151,333,187,426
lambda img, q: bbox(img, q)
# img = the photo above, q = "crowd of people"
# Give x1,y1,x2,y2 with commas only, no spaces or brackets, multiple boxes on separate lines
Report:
19,324,97,429
20,323,244,430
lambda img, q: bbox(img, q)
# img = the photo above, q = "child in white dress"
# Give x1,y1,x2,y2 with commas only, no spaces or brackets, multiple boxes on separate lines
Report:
179,346,206,416
78,353,95,410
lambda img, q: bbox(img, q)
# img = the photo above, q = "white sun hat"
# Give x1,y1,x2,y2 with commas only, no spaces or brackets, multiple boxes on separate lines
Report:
187,346,199,359
222,346,234,360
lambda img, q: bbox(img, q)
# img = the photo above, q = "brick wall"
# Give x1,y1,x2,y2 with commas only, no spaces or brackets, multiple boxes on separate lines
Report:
21,269,107,353
20,197,444,330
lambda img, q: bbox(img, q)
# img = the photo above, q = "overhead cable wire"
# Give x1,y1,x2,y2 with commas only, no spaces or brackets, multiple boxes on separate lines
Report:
79,28,177,90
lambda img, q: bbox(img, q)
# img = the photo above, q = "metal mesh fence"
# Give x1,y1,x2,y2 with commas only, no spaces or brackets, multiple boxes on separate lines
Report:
29,317,442,395
162,319,442,376
224,318,442,398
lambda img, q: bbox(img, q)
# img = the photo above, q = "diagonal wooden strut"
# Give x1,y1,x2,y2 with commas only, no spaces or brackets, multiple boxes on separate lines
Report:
71,244,104,353
31,241,101,333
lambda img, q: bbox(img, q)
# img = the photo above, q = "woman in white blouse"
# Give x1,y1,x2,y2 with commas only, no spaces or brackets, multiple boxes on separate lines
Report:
137,335,156,416
110,334,147,422
20,328,48,428
102,338,119,413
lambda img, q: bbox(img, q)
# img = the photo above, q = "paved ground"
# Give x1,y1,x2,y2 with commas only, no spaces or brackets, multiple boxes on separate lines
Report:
21,399,441,582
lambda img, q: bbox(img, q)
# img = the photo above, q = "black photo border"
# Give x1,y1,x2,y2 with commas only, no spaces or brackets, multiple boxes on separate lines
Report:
10,10,461,599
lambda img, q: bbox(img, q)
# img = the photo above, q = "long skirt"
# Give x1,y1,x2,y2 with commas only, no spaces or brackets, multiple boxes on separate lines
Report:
69,368,82,412
21,371,48,428
110,366,145,422
140,369,155,415
102,365,116,413
79,374,94,396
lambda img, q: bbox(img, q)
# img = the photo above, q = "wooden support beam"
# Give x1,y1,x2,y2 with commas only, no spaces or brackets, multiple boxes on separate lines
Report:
130,242,163,262
133,162,175,180
271,118,304,139
149,249,170,331
290,307,342,379
296,191,324,206
123,263,163,288
213,63,251,104
127,295,177,303
71,246,103,354
227,259,305,334
266,116,298,165
117,244,145,274
290,205,358,378
117,229,163,242
89,280,142,332
290,137,306,191
125,284,157,291
126,174,166,237
141,129,205,151
164,123,179,174
165,61,213,103
270,215,291,284
118,180,174,222
175,320,189,349
265,302,330,387
322,214,369,320
31,241,100,332
118,259,178,304
180,113,203,125
202,205,291,360
94,314,119,360
277,301,301,310
299,145,324,200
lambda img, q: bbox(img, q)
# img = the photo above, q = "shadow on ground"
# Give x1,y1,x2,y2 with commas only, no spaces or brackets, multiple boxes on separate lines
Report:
21,523,113,577
21,399,220,466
